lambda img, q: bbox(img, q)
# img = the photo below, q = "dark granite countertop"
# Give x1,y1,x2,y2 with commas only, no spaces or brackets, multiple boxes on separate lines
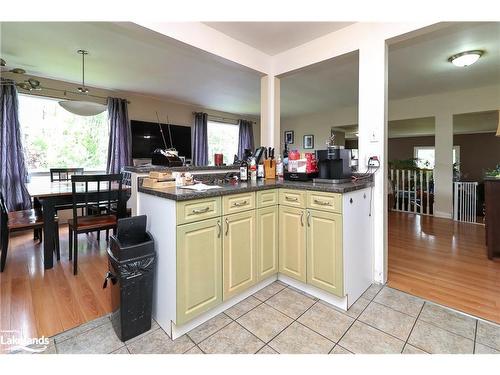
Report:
124,164,239,173
138,178,373,201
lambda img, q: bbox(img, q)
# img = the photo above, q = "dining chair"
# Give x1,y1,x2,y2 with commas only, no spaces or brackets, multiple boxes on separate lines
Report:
68,174,125,275
50,168,84,182
47,167,86,223
0,193,60,272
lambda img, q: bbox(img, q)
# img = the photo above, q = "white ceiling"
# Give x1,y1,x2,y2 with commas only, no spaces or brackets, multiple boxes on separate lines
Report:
0,22,263,116
280,22,500,117
203,22,354,55
388,22,500,99
1,22,499,119
280,51,359,118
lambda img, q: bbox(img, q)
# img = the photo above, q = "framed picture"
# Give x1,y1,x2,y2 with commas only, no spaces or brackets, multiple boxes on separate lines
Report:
303,134,314,149
284,131,294,144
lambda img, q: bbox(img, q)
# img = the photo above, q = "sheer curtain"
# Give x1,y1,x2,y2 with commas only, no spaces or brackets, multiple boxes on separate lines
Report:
106,97,131,174
0,79,32,211
192,112,208,166
237,119,255,159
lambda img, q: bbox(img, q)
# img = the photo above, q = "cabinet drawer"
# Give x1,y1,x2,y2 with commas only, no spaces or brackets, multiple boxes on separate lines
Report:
307,191,342,213
176,197,221,225
279,189,306,208
257,189,278,208
222,192,256,215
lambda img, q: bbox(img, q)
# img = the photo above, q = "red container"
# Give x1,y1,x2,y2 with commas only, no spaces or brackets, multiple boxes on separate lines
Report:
214,153,224,166
288,150,300,160
305,153,318,173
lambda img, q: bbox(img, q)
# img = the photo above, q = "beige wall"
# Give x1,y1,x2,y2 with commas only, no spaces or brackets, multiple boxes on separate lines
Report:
6,73,260,148
388,133,500,182
280,106,357,153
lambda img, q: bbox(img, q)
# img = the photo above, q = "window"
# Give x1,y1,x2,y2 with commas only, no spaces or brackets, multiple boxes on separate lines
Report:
206,120,239,165
18,94,109,173
413,146,460,169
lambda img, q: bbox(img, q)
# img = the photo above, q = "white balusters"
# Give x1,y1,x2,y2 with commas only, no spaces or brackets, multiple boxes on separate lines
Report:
389,168,434,216
453,181,478,223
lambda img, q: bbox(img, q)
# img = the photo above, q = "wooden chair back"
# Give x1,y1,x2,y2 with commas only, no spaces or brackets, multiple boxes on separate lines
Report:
70,174,124,227
50,168,84,182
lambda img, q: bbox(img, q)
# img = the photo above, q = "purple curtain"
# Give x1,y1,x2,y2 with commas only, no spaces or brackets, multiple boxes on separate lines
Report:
192,112,208,166
106,97,131,174
237,119,255,159
0,79,32,211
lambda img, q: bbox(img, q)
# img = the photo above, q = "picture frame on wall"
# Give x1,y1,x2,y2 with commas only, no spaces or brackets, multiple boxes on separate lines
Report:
284,130,294,144
303,134,314,149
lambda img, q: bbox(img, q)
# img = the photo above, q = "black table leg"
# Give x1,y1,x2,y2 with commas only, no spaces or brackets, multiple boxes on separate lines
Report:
42,198,55,269
33,197,42,240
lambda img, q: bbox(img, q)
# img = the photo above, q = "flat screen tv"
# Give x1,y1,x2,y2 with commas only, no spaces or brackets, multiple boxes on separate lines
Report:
131,120,192,160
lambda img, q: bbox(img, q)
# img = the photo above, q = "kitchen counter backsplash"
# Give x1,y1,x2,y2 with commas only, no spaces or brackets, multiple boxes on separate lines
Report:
138,177,373,201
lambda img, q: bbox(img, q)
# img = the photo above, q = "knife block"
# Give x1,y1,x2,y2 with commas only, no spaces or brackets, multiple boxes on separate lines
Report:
264,160,276,179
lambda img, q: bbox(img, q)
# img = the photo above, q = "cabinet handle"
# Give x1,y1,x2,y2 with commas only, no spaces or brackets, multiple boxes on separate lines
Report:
285,196,298,202
313,199,331,206
232,200,248,207
217,220,221,238
192,206,210,214
307,210,311,226
300,211,304,226
225,218,229,236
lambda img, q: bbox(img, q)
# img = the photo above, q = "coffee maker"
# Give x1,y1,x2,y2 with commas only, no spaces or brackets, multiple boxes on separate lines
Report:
314,146,352,183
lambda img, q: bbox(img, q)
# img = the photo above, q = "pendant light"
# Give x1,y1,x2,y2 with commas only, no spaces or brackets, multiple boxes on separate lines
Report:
58,50,106,116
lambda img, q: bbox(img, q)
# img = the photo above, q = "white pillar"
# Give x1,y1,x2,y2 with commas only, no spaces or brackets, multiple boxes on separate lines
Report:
434,113,454,218
358,39,388,284
260,76,280,152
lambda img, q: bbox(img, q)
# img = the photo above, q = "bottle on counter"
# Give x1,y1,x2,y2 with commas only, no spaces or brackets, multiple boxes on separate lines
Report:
283,143,289,171
239,160,248,181
276,156,284,178
257,164,264,179
249,157,257,181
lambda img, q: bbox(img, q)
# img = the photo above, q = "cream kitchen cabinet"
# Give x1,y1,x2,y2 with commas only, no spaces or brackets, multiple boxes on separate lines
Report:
176,217,222,325
139,183,372,340
222,210,257,300
279,190,345,297
306,209,343,296
278,205,307,282
256,205,279,280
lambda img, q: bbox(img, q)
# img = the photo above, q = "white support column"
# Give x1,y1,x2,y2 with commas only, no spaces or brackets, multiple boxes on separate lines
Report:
358,39,388,284
434,113,454,218
260,76,281,152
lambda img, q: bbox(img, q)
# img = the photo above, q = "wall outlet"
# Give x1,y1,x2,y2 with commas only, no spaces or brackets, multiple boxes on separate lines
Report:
368,156,380,167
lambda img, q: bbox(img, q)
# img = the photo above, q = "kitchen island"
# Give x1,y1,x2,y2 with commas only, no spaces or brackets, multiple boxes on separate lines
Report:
137,178,374,339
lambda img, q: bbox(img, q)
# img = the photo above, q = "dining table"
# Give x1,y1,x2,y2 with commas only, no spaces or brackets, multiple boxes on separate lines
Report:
26,178,129,269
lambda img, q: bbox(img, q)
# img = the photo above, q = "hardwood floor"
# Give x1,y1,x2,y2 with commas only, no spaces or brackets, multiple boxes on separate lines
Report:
0,225,111,344
388,211,500,324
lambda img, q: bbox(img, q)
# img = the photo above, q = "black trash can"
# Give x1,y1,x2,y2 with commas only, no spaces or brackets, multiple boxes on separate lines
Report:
103,215,156,342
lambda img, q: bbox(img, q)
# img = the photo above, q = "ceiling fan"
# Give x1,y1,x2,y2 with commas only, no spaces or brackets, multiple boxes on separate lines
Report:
0,58,41,91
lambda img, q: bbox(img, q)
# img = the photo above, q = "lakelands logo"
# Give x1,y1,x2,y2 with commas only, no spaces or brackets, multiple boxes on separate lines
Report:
0,330,49,353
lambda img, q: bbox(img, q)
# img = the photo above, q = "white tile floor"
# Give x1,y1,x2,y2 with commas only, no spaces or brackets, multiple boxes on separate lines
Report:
12,282,500,354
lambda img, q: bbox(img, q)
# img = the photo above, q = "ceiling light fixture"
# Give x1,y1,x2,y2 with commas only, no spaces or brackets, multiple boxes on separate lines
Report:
58,49,106,116
448,50,484,67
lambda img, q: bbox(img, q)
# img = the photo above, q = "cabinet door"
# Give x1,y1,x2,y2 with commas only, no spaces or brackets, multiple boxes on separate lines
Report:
256,206,278,280
278,206,306,282
306,209,343,296
223,211,257,300
176,218,222,325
